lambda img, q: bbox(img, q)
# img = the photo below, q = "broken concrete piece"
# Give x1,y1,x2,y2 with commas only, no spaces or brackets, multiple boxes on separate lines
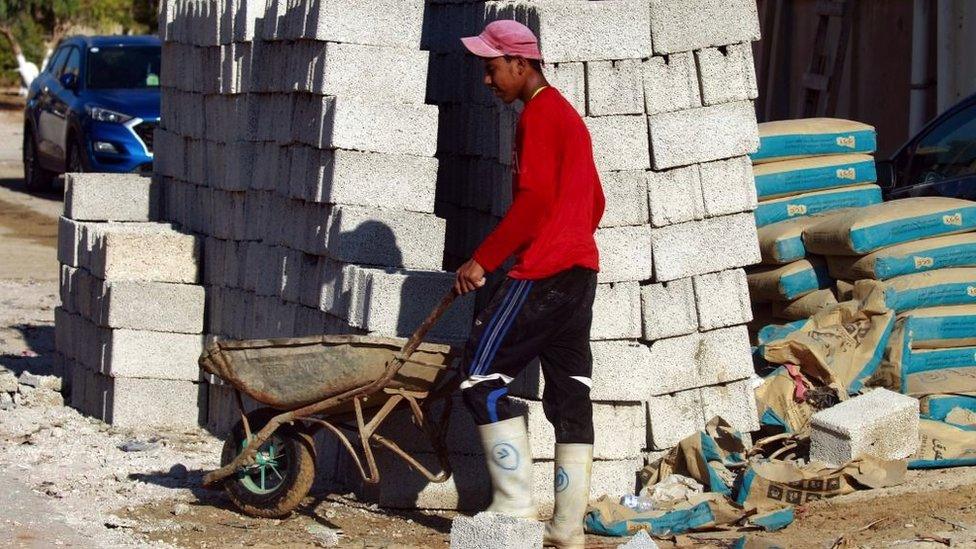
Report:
18,371,62,392
618,530,659,549
810,388,920,467
449,512,544,549
0,370,18,393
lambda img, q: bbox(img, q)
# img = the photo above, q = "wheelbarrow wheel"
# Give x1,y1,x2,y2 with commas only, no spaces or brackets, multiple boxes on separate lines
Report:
220,408,316,518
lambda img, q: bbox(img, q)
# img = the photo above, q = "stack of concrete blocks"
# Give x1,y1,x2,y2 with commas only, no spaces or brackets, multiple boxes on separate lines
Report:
155,0,476,451
54,173,207,428
155,0,766,511
416,0,765,508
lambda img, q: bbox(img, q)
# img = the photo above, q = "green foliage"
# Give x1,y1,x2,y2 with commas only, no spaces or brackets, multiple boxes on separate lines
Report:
0,0,157,85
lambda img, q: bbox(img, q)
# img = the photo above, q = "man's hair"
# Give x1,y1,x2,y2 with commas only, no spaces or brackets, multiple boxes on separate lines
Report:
504,55,544,73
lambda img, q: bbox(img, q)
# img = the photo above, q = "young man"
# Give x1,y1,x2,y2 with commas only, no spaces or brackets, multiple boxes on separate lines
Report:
456,20,605,549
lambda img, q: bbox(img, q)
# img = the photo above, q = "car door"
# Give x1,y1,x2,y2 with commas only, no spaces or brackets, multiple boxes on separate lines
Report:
889,101,976,200
34,46,69,167
47,45,82,168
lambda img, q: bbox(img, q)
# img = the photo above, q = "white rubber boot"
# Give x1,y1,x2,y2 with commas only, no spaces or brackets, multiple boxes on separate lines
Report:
544,444,593,549
477,416,537,519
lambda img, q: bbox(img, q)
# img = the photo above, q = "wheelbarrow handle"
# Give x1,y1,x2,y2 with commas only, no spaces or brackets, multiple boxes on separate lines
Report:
397,290,457,362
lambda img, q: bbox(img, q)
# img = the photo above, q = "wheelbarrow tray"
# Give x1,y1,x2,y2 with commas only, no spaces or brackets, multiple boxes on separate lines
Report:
199,334,456,411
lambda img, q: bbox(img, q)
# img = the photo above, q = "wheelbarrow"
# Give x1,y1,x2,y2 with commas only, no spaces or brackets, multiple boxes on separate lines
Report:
199,292,461,518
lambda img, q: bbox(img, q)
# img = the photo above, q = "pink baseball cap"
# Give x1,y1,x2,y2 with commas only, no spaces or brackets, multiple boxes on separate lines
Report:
461,20,543,60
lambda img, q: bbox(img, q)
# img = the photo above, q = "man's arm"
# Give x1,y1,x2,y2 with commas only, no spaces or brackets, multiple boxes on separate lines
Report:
456,111,558,294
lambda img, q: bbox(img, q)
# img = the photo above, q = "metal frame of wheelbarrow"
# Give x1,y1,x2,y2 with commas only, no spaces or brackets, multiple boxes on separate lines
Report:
203,292,460,488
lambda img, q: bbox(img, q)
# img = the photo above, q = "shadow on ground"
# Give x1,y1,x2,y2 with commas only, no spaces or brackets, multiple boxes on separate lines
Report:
0,177,63,201
0,324,58,377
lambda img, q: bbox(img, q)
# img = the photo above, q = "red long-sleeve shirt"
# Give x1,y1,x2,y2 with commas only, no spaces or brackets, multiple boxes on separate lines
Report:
473,87,605,280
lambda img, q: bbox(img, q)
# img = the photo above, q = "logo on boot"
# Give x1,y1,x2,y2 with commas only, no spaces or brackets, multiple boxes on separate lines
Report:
554,466,570,493
491,443,519,470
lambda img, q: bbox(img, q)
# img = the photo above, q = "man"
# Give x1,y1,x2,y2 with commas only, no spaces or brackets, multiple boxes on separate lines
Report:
455,20,605,549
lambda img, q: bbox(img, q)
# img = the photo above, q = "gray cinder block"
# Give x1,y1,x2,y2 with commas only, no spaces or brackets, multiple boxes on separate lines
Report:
592,281,641,340
651,213,761,281
600,170,650,228
647,387,705,450
64,173,160,222
701,378,761,434
94,279,205,334
594,226,654,284
644,326,754,396
647,101,759,170
305,0,425,48
89,227,201,283
305,149,437,214
646,165,705,228
810,389,920,467
101,328,205,381
316,206,446,271
100,374,207,429
530,0,651,63
649,0,761,54
585,115,651,172
698,156,757,218
640,278,698,340
643,53,701,116
693,269,752,330
586,59,645,116
696,43,759,106
450,512,544,549
307,42,429,104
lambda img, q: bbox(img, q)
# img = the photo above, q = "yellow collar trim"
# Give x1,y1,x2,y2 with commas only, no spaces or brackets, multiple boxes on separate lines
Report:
529,85,549,101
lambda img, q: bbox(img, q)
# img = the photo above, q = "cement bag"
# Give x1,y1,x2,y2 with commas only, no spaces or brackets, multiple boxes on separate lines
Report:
584,493,793,537
753,153,877,199
863,267,976,312
754,184,882,227
836,279,854,300
747,258,833,302
640,417,747,496
910,418,976,469
735,458,906,508
903,304,976,349
757,210,853,264
772,289,838,320
826,232,976,281
751,118,877,164
803,197,976,255
763,280,895,393
874,318,976,395
755,366,820,433
919,393,976,424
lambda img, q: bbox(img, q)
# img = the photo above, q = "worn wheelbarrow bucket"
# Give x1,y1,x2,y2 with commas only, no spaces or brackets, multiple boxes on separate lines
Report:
200,294,463,518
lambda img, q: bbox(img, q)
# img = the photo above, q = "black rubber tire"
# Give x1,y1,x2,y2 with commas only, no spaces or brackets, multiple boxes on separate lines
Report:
23,129,54,192
66,134,88,174
220,408,316,519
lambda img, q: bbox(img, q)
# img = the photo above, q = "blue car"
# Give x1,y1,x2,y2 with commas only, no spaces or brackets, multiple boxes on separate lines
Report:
23,35,161,190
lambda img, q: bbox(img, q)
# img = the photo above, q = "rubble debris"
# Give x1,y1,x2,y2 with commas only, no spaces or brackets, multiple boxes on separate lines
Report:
307,524,341,547
18,371,62,391
810,388,920,467
449,512,544,549
618,530,659,548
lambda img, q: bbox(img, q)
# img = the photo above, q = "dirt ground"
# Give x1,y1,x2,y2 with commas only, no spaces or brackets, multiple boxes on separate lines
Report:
4,90,976,549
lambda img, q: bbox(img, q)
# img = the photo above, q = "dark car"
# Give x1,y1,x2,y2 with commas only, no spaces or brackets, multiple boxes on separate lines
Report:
23,35,161,190
878,93,976,201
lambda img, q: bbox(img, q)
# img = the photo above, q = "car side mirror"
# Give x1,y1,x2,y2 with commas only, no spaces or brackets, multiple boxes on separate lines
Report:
875,160,896,190
59,73,78,91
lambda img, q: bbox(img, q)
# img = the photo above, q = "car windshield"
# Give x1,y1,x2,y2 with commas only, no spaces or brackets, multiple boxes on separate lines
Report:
86,45,161,90
906,102,976,185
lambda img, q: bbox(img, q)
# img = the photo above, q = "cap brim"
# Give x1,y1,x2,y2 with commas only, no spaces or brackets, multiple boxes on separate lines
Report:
461,36,504,58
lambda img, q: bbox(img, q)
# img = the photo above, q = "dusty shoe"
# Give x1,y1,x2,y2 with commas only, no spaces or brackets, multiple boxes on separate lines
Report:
543,443,593,548
477,416,538,519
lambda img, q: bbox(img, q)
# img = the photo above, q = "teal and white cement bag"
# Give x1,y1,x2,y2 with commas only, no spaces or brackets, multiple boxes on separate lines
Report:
859,267,976,312
919,393,976,424
871,315,976,396
902,304,976,349
753,153,876,199
757,210,853,264
911,418,976,469
826,232,976,280
754,184,881,227
747,257,833,302
751,118,877,164
804,197,976,255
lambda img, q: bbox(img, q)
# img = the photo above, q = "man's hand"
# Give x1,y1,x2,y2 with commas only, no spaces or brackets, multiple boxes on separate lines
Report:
455,259,487,296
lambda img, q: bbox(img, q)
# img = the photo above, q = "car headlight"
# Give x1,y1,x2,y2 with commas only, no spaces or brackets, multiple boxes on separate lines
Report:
85,106,133,124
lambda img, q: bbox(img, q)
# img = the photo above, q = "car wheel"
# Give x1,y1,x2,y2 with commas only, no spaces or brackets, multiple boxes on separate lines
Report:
23,130,54,192
66,135,88,174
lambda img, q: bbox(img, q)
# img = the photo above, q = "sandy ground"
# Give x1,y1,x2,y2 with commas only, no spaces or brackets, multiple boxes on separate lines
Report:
5,91,976,548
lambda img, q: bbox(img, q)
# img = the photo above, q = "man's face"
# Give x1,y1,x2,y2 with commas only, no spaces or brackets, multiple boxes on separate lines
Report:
483,56,525,104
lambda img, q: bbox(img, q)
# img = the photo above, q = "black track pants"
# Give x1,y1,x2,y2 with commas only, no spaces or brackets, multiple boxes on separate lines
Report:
460,267,597,444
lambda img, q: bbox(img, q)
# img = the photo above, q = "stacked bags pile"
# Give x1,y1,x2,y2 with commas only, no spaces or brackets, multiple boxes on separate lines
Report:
746,118,882,331
807,198,976,467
